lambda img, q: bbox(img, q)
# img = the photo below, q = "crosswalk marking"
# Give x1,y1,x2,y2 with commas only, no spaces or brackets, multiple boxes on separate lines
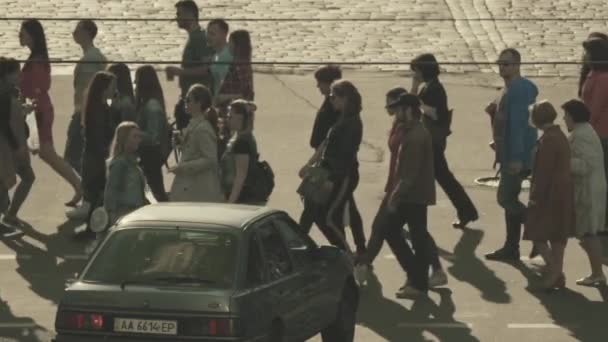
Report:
508,323,573,329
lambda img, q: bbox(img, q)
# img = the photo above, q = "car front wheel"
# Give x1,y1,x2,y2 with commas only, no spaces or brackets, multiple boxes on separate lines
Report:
320,279,358,342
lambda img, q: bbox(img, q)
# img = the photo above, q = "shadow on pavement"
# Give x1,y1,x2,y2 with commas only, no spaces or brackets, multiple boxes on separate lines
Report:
356,271,479,342
0,297,51,342
439,228,511,304
2,219,88,305
513,262,608,342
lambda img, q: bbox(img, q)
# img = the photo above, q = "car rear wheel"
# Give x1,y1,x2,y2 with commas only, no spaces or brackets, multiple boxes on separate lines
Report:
321,278,358,342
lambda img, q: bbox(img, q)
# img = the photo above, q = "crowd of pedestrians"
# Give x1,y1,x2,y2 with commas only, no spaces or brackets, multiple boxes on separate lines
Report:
0,0,607,304
0,1,260,239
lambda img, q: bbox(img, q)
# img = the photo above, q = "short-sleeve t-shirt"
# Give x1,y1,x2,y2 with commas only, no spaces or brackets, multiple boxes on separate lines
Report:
180,27,214,95
210,46,234,96
220,132,258,199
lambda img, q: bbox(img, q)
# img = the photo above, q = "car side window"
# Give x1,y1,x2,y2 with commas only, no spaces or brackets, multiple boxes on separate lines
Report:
246,233,266,287
257,222,293,281
273,217,315,269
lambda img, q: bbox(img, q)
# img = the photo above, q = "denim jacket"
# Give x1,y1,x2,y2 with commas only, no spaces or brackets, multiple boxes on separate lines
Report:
104,154,146,222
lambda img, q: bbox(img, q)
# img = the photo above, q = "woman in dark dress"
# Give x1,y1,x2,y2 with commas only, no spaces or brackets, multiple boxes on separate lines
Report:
524,101,575,291
80,71,117,235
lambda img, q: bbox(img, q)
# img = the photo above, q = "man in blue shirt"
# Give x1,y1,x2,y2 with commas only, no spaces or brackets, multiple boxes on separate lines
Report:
485,48,538,261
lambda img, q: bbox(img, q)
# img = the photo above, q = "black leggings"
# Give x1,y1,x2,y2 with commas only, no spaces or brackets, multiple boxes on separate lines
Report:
311,173,364,252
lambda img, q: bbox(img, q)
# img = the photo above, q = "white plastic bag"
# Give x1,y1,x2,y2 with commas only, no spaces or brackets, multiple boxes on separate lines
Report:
25,113,39,151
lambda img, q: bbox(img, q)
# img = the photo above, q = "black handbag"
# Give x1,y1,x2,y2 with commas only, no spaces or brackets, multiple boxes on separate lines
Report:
297,138,333,205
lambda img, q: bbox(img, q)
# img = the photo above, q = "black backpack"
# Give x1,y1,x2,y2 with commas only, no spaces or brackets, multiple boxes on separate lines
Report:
243,154,275,203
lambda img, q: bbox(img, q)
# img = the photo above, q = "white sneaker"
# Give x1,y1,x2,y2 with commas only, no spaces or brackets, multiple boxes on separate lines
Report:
429,269,448,288
66,202,91,221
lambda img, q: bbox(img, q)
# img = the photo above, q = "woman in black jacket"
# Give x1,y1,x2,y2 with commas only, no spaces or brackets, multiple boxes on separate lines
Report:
300,66,366,255
311,80,365,252
79,71,117,236
411,53,478,229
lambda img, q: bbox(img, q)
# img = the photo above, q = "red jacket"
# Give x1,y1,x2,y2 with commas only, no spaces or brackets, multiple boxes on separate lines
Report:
583,70,608,139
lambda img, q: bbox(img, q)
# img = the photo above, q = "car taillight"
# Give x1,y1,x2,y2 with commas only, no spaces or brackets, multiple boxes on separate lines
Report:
203,318,238,337
56,311,105,331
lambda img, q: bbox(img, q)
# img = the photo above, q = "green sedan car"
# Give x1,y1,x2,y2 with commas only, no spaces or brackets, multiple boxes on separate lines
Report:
54,203,358,342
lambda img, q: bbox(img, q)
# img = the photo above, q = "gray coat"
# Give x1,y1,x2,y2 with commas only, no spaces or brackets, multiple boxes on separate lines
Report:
569,123,607,237
170,115,224,202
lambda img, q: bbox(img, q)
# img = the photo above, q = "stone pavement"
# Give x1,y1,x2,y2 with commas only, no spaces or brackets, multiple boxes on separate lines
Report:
0,70,607,341
0,0,607,77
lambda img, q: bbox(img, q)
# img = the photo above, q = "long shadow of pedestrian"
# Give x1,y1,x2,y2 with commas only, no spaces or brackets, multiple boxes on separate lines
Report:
357,271,479,342
438,228,511,304
0,296,51,341
1,220,89,304
512,262,608,341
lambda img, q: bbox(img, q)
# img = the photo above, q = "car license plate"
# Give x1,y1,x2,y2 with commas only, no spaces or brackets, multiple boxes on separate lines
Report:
114,318,178,335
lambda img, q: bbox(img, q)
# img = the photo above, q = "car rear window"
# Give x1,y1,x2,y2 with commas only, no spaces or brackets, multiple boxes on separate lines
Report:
81,228,238,288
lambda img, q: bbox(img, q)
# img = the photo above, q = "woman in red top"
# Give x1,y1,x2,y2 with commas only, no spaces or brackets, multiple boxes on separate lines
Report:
581,37,608,222
19,19,82,205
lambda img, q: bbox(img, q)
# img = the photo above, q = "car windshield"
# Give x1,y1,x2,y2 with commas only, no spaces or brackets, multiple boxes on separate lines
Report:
81,228,238,289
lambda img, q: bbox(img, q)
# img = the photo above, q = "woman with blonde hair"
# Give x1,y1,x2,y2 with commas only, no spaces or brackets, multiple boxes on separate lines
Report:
524,100,575,291
104,121,147,224
169,84,224,202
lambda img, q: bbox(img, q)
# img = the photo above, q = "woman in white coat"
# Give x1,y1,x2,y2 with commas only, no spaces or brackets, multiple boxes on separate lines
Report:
169,84,224,202
562,99,607,286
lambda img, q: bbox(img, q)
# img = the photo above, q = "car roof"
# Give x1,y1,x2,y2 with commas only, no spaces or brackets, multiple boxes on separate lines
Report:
117,202,281,230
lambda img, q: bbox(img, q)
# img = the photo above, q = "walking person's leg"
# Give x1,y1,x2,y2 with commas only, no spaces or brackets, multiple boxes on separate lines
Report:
426,234,448,287
486,170,526,260
299,199,316,234
39,143,82,205
543,240,567,289
348,197,367,254
0,183,22,236
577,236,607,285
4,160,35,224
63,112,83,176
396,203,430,298
314,178,352,251
432,137,478,228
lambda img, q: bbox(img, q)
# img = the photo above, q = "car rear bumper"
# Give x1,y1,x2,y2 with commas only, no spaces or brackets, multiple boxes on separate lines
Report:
54,334,246,342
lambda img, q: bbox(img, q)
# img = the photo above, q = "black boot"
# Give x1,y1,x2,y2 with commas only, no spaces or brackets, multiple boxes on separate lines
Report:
485,211,521,261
